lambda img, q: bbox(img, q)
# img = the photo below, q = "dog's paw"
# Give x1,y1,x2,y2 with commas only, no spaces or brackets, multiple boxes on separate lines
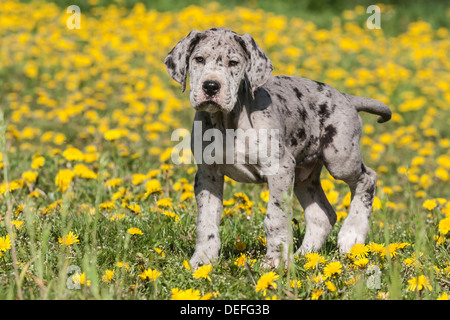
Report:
337,231,365,254
189,251,216,270
261,254,292,270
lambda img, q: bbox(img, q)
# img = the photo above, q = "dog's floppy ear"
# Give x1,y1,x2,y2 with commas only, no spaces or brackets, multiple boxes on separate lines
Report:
164,30,205,92
234,33,273,95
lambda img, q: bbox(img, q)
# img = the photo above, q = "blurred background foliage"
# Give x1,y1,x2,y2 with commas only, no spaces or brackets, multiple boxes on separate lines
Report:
19,0,450,36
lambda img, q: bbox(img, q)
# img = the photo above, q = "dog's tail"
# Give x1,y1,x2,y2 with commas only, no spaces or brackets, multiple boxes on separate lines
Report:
345,94,392,123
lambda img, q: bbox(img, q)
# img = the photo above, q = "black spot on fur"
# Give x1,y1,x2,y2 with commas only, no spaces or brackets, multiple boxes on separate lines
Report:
165,56,176,70
298,107,308,122
293,87,303,101
320,125,337,149
296,128,306,140
290,136,298,147
314,80,326,92
208,234,215,240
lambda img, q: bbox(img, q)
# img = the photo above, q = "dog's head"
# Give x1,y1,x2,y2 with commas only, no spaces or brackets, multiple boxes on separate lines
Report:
164,28,273,113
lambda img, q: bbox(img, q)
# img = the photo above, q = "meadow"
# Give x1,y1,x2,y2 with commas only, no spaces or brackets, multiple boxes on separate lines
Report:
0,0,449,300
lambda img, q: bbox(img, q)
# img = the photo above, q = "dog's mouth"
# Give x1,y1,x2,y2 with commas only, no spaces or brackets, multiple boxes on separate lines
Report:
194,100,223,113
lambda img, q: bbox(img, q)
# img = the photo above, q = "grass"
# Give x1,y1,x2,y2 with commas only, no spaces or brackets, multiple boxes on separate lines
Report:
0,0,449,300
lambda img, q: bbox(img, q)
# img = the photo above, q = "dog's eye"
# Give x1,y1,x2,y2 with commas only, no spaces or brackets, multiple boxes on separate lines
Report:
195,56,205,64
228,60,239,67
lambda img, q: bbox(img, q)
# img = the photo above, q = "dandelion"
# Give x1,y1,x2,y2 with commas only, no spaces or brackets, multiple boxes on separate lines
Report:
311,289,324,300
353,258,369,268
11,220,24,230
0,235,12,252
256,271,279,296
407,275,432,292
22,171,38,183
62,147,85,161
349,243,369,259
323,261,343,278
127,203,141,214
154,248,166,258
139,269,162,281
234,253,247,267
438,217,450,235
437,292,449,300
171,288,201,300
157,198,173,209
55,169,75,192
422,199,438,211
127,227,143,235
31,156,45,169
193,264,213,281
326,281,337,292
304,252,327,270
58,232,79,246
72,273,90,286
290,280,302,288
102,269,115,283
183,260,191,271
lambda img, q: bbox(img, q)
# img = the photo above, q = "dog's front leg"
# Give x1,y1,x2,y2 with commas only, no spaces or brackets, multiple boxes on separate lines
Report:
264,155,296,268
190,164,224,269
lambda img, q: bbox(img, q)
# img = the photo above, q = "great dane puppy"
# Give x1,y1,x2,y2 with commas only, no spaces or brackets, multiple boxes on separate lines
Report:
164,28,391,269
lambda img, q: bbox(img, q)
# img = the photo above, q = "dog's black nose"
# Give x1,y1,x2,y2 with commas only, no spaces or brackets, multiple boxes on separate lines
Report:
202,80,221,96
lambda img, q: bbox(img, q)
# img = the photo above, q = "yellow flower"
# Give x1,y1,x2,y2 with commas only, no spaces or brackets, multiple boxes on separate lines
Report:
0,235,12,252
144,179,162,196
304,252,327,270
193,264,213,281
336,211,348,222
349,243,369,259
290,280,302,288
22,171,38,183
326,281,337,292
422,199,438,210
105,178,122,188
72,272,90,286
157,198,173,208
62,147,85,161
171,288,201,300
234,253,247,267
438,217,450,235
58,232,80,246
256,271,279,296
102,269,115,283
354,258,369,268
127,227,143,235
260,190,270,202
12,220,24,230
407,275,432,292
183,260,191,271
55,169,75,192
127,203,141,214
437,292,449,300
311,289,324,300
154,248,166,257
73,164,98,179
139,268,162,281
323,261,343,278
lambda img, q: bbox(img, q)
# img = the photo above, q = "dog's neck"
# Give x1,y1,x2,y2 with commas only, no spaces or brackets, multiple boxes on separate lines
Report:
208,79,253,131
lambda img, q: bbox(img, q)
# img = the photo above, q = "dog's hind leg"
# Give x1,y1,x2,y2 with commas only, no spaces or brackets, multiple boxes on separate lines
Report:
294,162,337,255
322,115,377,253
